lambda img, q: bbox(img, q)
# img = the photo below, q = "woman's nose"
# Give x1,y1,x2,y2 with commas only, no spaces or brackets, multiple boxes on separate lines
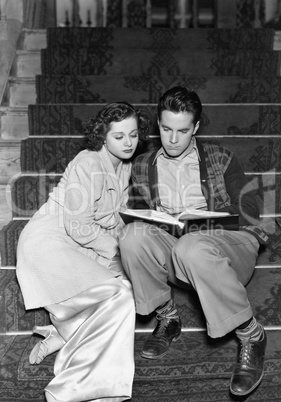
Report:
124,135,132,146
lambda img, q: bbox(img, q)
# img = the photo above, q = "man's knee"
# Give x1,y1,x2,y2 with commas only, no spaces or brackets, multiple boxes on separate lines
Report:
119,222,151,253
173,233,206,259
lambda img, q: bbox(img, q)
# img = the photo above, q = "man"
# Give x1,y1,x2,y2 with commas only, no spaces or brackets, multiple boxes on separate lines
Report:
119,86,269,396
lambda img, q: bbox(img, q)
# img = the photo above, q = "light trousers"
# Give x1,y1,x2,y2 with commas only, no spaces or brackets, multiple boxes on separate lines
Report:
119,222,260,338
44,276,135,402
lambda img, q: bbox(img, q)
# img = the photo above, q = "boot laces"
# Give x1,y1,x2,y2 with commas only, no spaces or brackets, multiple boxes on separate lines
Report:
154,309,178,336
238,340,254,366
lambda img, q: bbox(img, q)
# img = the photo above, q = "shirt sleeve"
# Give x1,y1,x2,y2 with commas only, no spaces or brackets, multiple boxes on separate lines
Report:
63,159,118,253
216,155,260,226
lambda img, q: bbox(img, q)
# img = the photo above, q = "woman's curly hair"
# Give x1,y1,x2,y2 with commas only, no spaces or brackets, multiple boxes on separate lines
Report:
84,102,151,151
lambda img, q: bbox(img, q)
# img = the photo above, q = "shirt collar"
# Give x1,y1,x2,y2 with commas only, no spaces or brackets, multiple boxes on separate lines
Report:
153,136,200,164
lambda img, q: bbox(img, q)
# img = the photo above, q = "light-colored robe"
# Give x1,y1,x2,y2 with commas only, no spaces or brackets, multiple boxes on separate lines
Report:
16,146,131,309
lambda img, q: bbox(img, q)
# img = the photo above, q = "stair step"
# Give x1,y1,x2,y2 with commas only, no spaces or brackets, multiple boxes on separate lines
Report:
28,104,281,137
0,184,12,231
1,330,281,401
8,78,36,107
12,50,41,78
8,172,280,218
0,215,280,269
41,48,281,76
46,27,276,50
35,74,281,104
44,27,281,51
0,107,29,140
19,136,281,174
0,264,281,332
18,28,47,50
0,140,21,185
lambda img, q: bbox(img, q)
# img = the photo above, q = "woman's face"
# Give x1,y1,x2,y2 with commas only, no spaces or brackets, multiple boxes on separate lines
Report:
105,116,139,167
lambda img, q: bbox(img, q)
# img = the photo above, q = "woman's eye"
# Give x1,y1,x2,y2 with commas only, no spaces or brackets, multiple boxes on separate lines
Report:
115,136,123,140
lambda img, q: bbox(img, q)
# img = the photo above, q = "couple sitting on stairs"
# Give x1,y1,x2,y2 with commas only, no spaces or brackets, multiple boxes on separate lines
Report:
16,86,269,402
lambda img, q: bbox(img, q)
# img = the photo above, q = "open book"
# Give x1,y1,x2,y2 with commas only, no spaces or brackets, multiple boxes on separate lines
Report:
120,208,239,237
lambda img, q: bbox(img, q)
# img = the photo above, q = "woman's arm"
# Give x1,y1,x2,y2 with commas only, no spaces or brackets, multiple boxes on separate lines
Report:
63,159,119,252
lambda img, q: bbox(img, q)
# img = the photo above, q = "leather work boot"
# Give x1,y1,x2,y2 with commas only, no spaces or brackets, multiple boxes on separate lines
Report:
141,311,182,359
230,328,267,396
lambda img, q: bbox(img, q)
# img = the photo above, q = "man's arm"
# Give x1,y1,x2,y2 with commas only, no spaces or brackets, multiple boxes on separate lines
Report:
217,155,260,226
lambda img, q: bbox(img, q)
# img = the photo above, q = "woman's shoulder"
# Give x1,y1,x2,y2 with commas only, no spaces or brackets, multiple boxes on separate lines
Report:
72,149,103,168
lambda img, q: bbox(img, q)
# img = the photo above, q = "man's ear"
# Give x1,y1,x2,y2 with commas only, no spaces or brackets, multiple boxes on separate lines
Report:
193,121,200,136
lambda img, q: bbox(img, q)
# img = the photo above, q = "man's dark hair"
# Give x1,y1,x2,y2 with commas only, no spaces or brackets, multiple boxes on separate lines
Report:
157,86,202,125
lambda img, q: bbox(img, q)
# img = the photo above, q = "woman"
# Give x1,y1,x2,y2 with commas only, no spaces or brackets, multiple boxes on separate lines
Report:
16,102,149,402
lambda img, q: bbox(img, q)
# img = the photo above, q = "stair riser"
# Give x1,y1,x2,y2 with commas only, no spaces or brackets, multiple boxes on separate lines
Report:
46,28,275,50
1,265,281,332
8,80,36,107
0,184,12,231
8,173,281,218
41,49,281,76
36,75,281,104
28,104,281,137
12,52,41,78
20,29,47,50
0,142,21,185
19,137,281,174
0,109,28,140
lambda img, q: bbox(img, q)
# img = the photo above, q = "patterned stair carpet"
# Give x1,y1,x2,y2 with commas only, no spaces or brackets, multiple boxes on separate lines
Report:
45,28,275,50
35,75,281,104
41,48,281,77
1,266,281,336
1,330,281,402
1,25,281,401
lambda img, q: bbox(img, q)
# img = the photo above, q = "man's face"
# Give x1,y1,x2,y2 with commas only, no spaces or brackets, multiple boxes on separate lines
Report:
158,110,199,158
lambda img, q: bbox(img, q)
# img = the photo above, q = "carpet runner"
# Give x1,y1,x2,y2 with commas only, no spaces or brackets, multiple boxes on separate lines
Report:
28,104,281,135
45,27,275,50
1,25,281,402
41,48,281,77
1,330,281,401
35,75,281,104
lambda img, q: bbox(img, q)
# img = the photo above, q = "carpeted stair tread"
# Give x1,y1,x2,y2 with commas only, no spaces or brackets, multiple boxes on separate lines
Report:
1,330,281,401
11,175,61,217
1,217,281,268
20,137,281,173
9,173,279,218
1,264,281,330
46,27,275,50
41,48,281,77
1,265,281,332
0,269,50,333
35,74,281,104
0,220,28,266
29,104,281,136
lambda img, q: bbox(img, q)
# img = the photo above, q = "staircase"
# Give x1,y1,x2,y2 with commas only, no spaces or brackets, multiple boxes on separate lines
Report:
1,26,281,401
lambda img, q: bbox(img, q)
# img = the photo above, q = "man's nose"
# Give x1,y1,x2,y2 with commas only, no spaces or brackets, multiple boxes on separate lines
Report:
170,132,178,143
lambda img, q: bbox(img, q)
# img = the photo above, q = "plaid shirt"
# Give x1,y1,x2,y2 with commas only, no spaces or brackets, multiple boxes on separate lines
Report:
130,140,268,245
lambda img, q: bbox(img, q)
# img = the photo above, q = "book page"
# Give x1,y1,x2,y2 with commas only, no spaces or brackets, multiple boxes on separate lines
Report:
178,209,230,221
121,209,184,227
